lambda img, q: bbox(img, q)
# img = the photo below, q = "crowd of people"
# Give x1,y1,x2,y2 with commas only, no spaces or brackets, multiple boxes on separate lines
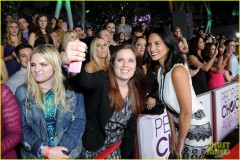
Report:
1,12,239,159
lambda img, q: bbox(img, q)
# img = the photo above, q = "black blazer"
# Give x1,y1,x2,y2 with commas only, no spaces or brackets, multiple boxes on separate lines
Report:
70,70,136,158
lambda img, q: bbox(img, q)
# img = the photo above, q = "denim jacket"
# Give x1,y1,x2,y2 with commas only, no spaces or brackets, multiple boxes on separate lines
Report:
15,84,86,158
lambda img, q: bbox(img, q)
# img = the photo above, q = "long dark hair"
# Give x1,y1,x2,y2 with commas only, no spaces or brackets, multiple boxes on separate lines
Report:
189,36,201,56
34,14,51,38
189,36,205,63
148,27,185,74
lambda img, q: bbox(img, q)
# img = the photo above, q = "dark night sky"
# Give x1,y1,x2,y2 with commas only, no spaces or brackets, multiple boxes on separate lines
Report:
2,1,239,28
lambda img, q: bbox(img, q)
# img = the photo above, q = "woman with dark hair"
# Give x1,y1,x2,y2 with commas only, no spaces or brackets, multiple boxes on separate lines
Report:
50,17,57,30
188,37,217,94
140,21,150,39
132,36,162,113
202,43,232,90
104,21,118,46
70,44,146,158
147,27,212,159
28,14,53,47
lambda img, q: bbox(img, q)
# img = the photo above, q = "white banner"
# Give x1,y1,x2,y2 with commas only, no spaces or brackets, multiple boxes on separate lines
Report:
197,91,213,140
137,109,170,158
137,92,214,158
213,81,239,142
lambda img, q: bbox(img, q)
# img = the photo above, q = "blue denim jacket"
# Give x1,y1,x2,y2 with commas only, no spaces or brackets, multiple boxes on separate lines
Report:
15,84,86,158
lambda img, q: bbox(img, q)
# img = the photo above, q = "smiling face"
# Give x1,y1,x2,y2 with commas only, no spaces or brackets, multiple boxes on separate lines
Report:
30,53,54,88
134,38,146,56
147,33,169,64
113,49,136,83
19,48,32,68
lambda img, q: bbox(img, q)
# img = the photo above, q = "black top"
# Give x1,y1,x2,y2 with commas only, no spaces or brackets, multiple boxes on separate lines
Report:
109,45,117,56
81,37,94,67
141,70,165,115
70,70,137,158
188,54,208,95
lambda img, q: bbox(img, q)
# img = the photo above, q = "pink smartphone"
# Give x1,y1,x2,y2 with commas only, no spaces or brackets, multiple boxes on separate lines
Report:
68,62,82,73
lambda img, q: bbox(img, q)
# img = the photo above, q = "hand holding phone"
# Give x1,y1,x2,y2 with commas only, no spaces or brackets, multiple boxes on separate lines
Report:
225,48,233,57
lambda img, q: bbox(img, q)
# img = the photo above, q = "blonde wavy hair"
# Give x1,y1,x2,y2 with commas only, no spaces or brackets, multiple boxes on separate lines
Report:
90,37,110,70
4,21,22,46
61,30,78,51
26,44,66,109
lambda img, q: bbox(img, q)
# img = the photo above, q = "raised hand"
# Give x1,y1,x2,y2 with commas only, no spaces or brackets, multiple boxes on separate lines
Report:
62,39,87,65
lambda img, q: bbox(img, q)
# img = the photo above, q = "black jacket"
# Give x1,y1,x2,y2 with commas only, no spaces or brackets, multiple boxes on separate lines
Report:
70,70,136,158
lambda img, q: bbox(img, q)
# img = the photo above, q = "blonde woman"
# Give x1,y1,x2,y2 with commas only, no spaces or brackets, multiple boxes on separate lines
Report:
15,44,86,158
85,37,111,72
2,21,27,77
173,26,189,54
61,30,79,52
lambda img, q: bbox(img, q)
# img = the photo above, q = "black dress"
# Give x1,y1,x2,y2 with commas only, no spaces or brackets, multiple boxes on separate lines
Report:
188,54,208,95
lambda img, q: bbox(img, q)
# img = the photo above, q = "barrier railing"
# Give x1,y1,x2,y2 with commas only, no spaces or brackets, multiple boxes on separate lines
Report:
136,81,239,158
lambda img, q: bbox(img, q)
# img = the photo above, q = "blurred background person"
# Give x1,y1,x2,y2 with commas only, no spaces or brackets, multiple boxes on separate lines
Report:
1,58,9,84
117,15,132,40
6,43,32,94
188,37,217,94
173,26,189,54
17,16,32,41
50,17,57,30
2,20,27,77
28,14,53,47
225,40,239,81
1,84,22,159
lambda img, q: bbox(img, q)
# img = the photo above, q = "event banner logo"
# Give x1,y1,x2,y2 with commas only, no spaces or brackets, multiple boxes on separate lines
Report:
137,110,170,158
220,84,238,133
207,142,230,155
154,114,170,157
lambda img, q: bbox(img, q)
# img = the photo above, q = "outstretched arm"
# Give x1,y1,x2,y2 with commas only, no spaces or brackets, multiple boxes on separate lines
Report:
172,65,192,158
61,39,87,65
